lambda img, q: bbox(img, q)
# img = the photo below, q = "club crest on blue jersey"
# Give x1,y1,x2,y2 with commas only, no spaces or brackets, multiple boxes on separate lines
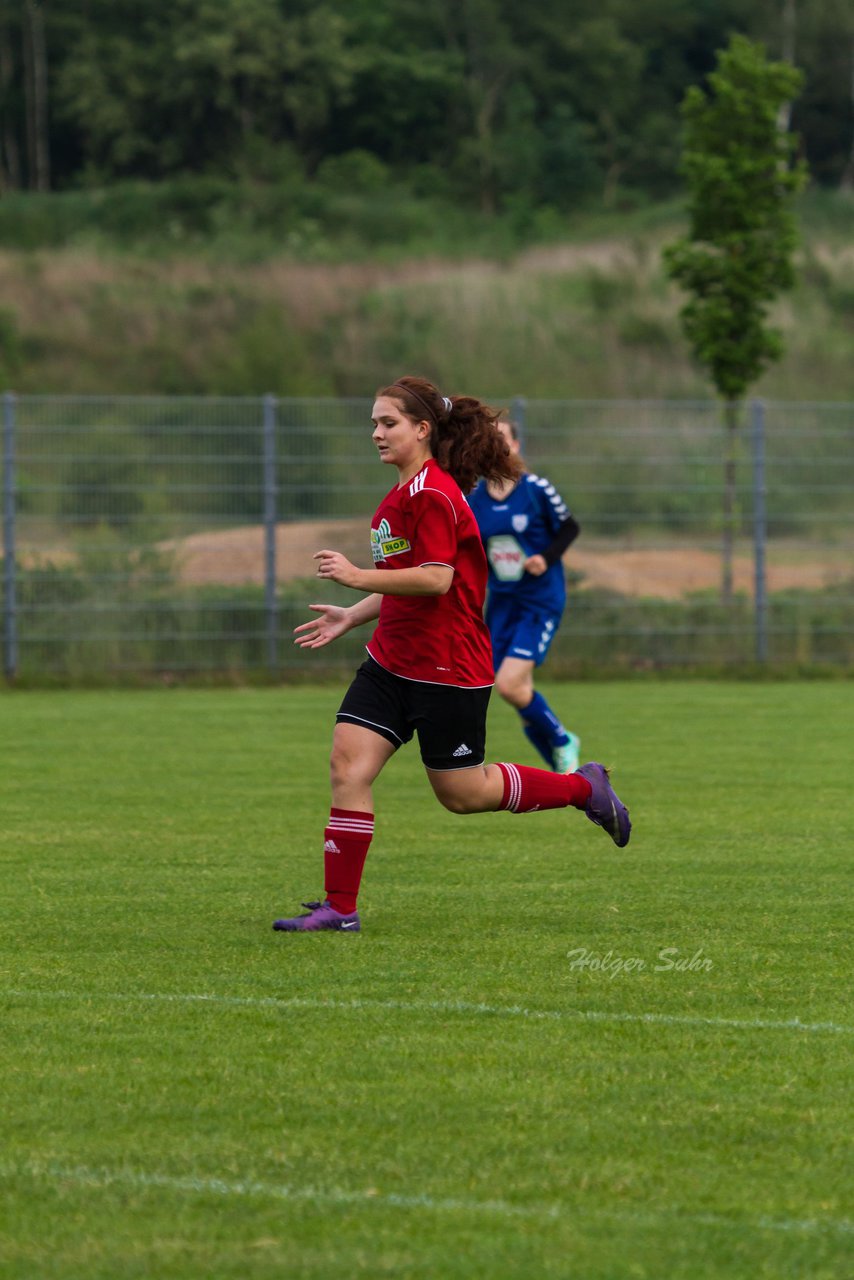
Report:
371,517,411,562
512,513,529,532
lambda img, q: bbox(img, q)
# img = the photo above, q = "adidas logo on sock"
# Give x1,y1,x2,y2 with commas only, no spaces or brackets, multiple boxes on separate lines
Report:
452,743,473,757
323,839,340,854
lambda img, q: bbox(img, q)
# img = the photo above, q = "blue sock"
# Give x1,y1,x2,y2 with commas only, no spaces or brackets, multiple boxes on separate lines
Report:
520,691,570,750
522,721,554,768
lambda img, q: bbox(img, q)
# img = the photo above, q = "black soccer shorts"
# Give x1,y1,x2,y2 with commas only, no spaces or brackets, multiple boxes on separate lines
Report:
336,657,492,771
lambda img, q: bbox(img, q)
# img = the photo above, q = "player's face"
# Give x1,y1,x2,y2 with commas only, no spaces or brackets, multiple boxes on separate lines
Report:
496,420,520,454
371,397,430,469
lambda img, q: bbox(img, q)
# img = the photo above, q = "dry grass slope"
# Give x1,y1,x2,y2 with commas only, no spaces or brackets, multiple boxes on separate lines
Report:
3,206,854,399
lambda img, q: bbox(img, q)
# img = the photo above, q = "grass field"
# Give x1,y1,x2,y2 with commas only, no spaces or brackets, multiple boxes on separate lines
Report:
1,681,852,1278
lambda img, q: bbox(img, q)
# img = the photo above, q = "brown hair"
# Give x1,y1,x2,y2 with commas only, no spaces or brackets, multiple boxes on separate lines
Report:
378,375,523,494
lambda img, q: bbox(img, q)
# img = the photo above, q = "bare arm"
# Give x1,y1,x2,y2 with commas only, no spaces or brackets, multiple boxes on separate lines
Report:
314,550,453,597
296,547,453,651
293,593,382,651
347,592,383,626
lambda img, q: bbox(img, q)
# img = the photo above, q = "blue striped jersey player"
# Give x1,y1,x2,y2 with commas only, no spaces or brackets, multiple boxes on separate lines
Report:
468,417,581,772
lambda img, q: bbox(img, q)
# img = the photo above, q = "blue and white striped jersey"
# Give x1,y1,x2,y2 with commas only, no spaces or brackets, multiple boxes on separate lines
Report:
468,472,572,612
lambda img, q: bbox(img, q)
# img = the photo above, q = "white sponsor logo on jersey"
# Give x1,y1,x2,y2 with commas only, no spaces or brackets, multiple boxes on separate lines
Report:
486,534,525,582
371,516,411,562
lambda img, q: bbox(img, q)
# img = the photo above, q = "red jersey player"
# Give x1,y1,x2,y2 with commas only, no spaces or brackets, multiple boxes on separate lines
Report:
273,376,631,933
366,456,494,689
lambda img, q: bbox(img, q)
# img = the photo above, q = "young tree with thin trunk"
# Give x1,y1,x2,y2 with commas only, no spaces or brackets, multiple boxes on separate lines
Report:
22,0,49,190
776,0,796,132
664,34,807,603
0,10,21,190
840,36,854,190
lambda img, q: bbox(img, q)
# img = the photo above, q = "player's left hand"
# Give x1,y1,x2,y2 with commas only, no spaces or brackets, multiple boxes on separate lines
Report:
314,549,363,588
524,554,547,577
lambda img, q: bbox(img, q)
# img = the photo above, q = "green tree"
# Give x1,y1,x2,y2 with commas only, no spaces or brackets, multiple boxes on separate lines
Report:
54,0,356,180
664,34,807,602
435,0,527,215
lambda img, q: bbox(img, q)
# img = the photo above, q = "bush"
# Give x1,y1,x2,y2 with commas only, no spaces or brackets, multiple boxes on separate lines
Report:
59,432,149,529
8,565,853,681
618,310,672,349
0,308,22,379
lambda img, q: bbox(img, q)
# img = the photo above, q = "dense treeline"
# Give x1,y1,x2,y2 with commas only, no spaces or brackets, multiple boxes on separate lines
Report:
1,0,852,214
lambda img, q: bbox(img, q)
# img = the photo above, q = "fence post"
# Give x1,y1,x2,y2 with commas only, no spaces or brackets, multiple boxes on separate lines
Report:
510,395,527,450
2,391,17,681
262,393,278,674
751,397,767,665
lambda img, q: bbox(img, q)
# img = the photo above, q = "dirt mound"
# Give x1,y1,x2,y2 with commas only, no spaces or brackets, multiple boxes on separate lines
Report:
164,520,848,599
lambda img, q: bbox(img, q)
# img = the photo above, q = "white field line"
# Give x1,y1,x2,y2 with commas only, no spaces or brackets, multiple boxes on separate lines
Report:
3,988,853,1037
1,1161,852,1239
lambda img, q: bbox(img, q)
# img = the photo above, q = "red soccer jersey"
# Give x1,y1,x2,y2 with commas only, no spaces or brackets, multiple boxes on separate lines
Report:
365,459,494,688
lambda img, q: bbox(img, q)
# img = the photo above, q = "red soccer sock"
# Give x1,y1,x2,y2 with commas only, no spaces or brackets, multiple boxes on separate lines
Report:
496,763,592,813
323,808,374,915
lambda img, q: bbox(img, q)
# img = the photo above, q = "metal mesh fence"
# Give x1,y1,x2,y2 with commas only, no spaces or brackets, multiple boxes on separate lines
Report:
2,393,853,679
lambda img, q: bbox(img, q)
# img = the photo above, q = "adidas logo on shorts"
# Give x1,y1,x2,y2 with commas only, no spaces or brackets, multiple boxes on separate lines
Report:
452,743,473,757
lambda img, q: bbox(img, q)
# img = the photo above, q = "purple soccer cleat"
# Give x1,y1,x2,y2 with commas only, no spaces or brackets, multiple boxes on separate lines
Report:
272,900,361,933
575,762,631,848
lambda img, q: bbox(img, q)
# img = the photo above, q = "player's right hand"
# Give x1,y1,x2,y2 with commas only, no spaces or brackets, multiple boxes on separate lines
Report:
293,604,351,650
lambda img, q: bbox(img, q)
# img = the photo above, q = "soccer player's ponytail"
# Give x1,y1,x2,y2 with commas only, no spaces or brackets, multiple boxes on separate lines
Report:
379,375,524,494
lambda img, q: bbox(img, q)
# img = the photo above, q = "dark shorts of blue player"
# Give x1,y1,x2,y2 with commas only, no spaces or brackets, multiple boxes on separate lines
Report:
337,657,492,771
486,596,564,669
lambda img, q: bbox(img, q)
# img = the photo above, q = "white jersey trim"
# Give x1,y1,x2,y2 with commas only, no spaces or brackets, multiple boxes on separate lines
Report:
364,647,494,690
335,711,404,744
527,472,568,519
411,483,459,523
